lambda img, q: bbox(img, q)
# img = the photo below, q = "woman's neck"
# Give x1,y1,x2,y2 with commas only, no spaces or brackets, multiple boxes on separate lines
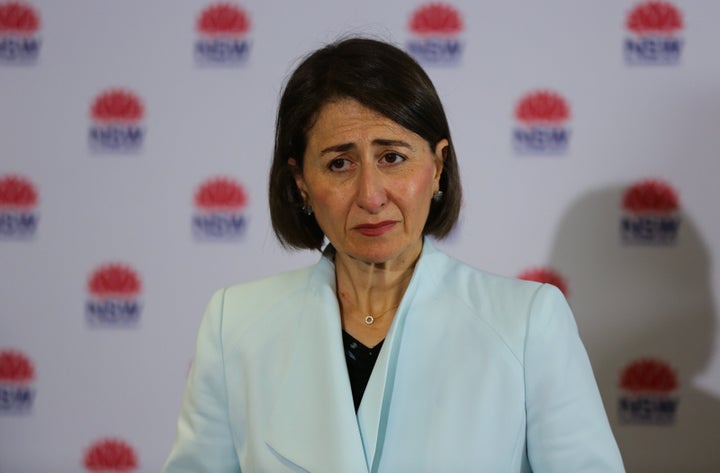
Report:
334,245,421,346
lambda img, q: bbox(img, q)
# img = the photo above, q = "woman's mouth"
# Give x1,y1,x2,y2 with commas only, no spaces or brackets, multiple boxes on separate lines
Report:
353,221,397,237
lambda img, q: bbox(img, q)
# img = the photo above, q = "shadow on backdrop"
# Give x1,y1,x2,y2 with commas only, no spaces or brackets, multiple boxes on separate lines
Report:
548,185,720,472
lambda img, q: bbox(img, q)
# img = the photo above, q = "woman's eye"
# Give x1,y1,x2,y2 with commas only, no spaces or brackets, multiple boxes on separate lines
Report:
381,153,405,165
328,158,351,171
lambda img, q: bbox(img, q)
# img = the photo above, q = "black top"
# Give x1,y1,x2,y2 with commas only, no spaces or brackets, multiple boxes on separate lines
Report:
342,330,385,412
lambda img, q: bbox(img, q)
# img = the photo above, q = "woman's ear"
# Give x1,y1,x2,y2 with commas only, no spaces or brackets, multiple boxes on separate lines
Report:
432,139,448,190
288,158,307,202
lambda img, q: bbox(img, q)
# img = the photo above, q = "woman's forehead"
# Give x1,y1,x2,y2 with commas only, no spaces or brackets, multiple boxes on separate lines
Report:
306,99,421,149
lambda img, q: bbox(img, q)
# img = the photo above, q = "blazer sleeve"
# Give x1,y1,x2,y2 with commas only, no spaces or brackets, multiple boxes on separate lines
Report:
524,284,625,472
162,289,242,473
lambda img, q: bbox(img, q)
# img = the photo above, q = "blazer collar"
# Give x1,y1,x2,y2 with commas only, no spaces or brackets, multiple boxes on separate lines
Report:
266,239,441,473
356,238,439,471
266,250,368,473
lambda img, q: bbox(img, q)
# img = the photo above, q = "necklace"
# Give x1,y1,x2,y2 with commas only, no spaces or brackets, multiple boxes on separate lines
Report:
340,292,400,326
362,304,400,325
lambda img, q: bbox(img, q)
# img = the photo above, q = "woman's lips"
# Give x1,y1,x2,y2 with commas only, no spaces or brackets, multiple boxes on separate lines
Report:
353,221,397,236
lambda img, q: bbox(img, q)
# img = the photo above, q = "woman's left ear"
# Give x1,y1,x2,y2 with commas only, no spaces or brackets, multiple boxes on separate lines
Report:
433,139,448,186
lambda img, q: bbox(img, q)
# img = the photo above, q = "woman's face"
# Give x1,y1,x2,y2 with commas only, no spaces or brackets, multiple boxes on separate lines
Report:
292,98,446,267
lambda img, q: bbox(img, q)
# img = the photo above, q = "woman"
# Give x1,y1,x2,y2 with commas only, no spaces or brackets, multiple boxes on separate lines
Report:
163,38,625,472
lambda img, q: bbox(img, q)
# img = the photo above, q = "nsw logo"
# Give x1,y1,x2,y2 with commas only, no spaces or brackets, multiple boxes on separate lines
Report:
88,89,145,153
0,349,35,413
0,174,39,239
195,3,251,65
624,1,683,65
621,178,680,245
84,438,139,472
618,358,678,424
0,1,41,64
193,176,248,240
85,263,143,327
517,267,569,298
513,90,571,154
406,3,463,65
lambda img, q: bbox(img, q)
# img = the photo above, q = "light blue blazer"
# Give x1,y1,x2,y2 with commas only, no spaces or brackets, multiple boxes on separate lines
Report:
163,240,625,472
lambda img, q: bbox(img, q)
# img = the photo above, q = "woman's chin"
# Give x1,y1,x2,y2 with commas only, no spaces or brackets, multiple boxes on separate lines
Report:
336,239,423,269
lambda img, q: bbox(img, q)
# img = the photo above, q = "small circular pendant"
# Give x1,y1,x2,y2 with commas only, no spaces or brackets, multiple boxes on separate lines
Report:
364,315,375,325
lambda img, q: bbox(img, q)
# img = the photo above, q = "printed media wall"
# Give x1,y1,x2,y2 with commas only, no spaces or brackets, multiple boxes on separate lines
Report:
2,1,720,471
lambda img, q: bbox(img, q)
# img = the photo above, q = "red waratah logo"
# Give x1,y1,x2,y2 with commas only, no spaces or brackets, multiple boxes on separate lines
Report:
0,350,34,384
515,91,570,125
0,175,37,209
192,177,248,238
517,267,569,297
87,264,142,299
84,438,138,472
0,1,39,34
623,179,678,214
627,1,683,34
513,90,571,154
90,90,144,124
195,177,247,211
197,3,250,36
194,3,252,64
409,3,463,35
406,3,463,64
620,358,677,393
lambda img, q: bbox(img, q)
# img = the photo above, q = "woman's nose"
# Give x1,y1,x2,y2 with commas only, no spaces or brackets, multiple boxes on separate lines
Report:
355,165,387,213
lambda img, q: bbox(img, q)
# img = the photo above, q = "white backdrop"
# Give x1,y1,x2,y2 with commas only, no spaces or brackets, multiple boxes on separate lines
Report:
2,1,719,471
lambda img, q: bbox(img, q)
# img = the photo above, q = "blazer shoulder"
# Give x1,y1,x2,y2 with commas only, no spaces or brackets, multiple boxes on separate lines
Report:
433,251,544,315
430,251,562,359
207,264,317,338
224,264,314,302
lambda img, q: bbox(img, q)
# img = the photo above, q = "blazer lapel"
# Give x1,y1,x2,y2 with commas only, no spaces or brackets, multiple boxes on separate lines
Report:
356,239,436,472
266,253,368,473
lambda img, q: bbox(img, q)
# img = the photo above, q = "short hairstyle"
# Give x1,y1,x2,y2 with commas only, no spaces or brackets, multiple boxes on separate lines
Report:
269,37,462,250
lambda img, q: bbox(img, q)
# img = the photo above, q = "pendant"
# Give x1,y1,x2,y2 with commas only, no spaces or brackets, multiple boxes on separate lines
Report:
364,315,375,325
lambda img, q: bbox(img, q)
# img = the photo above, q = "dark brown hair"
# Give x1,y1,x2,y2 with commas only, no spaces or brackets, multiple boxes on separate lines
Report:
269,37,462,250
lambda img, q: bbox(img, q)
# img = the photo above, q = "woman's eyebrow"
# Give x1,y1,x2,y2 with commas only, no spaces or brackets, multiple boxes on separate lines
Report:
372,139,413,149
320,142,356,155
320,139,413,156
